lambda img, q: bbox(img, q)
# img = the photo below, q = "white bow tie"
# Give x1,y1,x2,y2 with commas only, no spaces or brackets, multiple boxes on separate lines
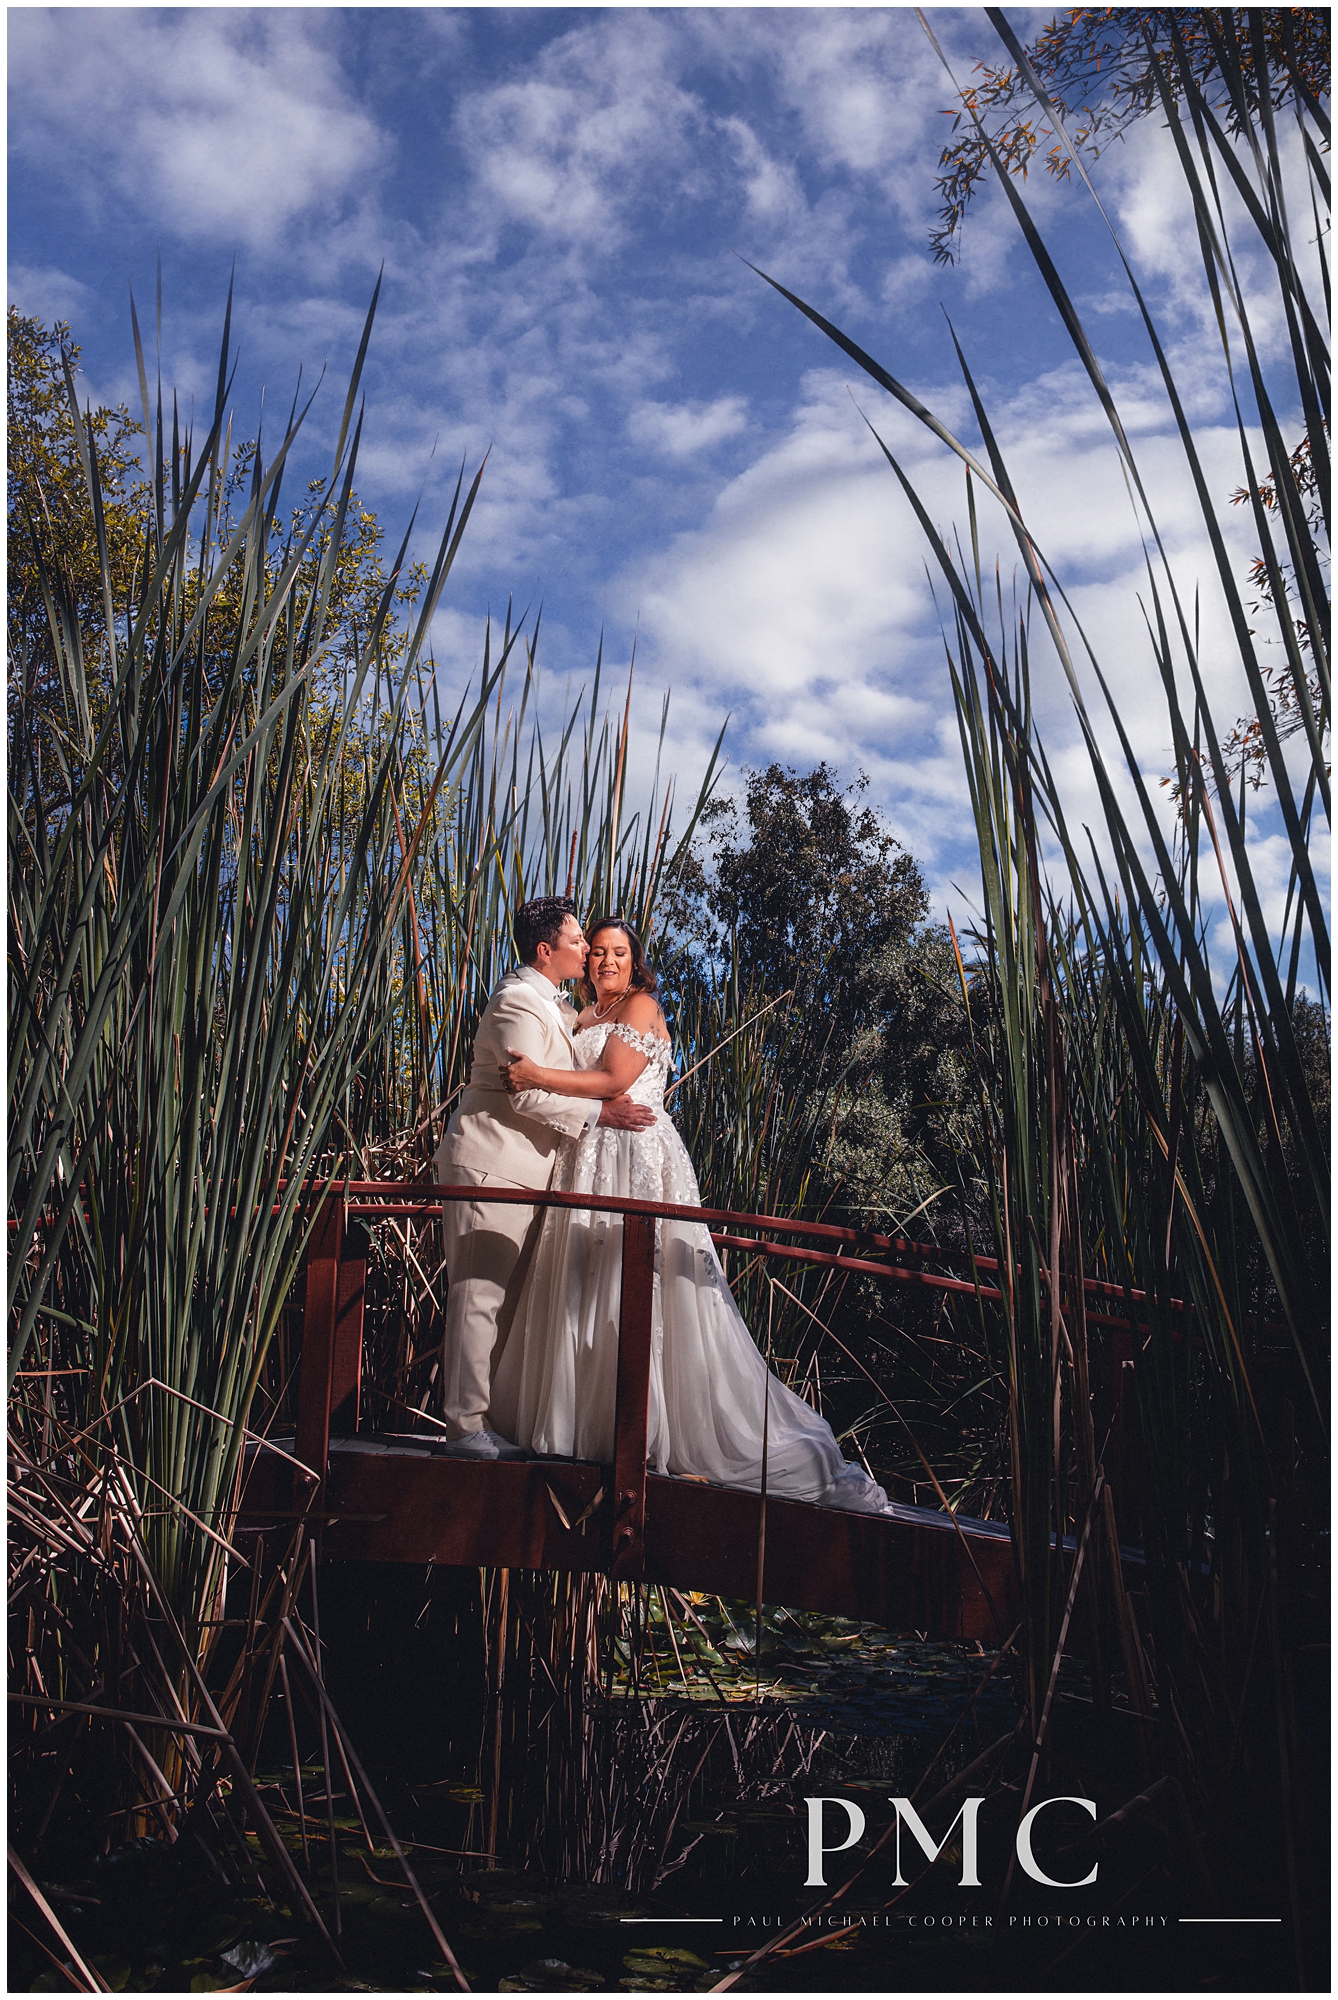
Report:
515,965,575,1020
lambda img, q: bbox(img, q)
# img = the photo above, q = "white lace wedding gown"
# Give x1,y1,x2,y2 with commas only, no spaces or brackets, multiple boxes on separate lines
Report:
489,1021,892,1515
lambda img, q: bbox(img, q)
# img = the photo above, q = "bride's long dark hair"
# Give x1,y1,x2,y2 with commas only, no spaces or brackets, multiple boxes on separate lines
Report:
577,916,660,1007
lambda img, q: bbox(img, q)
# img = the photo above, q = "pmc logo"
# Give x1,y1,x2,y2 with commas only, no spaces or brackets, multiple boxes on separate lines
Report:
803,1796,1099,1889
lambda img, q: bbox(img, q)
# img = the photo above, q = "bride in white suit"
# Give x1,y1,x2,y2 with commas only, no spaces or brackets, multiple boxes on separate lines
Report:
489,917,891,1514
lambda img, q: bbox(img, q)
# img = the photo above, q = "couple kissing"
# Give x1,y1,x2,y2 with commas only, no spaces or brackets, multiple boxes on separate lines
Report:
432,896,892,1515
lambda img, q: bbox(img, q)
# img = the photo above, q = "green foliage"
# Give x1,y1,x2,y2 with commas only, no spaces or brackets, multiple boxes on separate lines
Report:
670,762,926,1011
8,308,148,637
8,307,430,825
823,923,973,1228
212,444,430,690
8,286,729,1858
662,761,956,1237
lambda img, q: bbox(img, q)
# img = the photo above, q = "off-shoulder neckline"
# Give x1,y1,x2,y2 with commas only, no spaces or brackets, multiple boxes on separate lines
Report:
574,1019,671,1047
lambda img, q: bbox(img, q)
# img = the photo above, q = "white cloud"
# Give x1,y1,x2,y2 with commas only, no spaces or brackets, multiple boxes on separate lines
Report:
8,263,94,327
718,115,806,229
461,16,706,250
625,376,928,691
627,396,749,459
692,9,949,186
8,11,387,255
611,331,1295,913
616,369,966,879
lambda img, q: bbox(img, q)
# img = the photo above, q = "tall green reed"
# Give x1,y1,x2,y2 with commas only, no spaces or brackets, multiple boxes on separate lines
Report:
8,284,500,1801
753,6,1328,1894
354,634,726,1173
9,282,734,1845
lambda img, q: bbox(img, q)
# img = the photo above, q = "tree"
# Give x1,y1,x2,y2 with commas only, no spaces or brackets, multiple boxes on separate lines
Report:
8,310,148,719
670,762,927,1016
823,922,973,1227
930,9,1330,265
9,308,428,820
663,763,968,1231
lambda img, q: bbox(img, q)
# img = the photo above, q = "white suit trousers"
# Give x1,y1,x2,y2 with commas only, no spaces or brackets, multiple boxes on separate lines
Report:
438,1164,541,1438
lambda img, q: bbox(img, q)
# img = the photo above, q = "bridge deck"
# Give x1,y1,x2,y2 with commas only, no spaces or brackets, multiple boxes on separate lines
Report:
242,1435,1018,1641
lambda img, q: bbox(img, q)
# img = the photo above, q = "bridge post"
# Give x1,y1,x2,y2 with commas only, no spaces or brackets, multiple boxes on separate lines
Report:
610,1212,656,1582
294,1202,369,1519
329,1218,368,1438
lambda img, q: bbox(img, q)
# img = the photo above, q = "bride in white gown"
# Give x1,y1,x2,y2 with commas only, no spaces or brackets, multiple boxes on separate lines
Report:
488,918,891,1516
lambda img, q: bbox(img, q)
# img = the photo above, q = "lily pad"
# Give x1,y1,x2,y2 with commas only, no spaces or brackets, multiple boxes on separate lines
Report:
499,1959,608,1992
326,1882,384,1906
624,1947,709,1971
457,1910,546,1938
552,1883,649,1925
340,1841,402,1864
480,1892,554,1915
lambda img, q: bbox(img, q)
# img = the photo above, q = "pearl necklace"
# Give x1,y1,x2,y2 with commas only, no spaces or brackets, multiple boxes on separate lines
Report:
590,985,631,1023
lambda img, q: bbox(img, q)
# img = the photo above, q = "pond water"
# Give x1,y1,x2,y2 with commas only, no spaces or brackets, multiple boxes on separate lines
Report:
10,1570,1316,1994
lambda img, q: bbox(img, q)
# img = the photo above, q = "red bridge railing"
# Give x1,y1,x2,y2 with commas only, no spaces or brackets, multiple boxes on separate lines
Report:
291,1181,1147,1582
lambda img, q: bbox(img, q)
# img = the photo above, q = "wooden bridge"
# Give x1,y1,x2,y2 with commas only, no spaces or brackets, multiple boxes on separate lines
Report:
242,1183,1142,1645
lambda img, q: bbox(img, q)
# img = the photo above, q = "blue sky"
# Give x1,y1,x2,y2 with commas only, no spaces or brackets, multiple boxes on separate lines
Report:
8,5,1323,937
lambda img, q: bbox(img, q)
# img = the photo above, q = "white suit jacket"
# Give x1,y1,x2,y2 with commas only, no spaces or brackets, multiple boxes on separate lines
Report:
434,969,594,1188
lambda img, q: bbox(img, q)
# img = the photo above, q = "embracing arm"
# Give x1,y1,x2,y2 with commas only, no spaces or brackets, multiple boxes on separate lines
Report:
504,995,663,1102
482,990,598,1138
501,1060,616,1099
502,1038,647,1100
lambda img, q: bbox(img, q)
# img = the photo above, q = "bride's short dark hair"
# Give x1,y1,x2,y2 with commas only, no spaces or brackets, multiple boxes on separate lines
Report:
578,916,659,1006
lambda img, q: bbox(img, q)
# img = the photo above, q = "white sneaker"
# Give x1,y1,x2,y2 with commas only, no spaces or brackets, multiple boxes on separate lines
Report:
435,1428,529,1462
